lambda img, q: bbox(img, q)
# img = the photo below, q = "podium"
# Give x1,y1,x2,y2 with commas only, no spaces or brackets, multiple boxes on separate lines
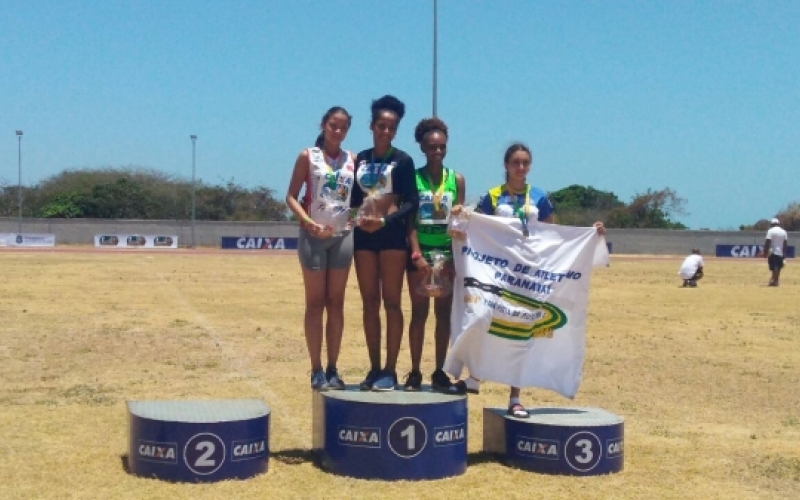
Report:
484,406,623,475
127,399,270,482
313,388,467,480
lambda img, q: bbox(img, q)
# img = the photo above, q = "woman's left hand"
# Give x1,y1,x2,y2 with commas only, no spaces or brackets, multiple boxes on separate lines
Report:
593,221,606,236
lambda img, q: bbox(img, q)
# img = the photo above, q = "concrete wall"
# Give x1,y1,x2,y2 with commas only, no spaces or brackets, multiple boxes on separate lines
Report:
602,228,798,255
0,218,298,247
1,217,796,255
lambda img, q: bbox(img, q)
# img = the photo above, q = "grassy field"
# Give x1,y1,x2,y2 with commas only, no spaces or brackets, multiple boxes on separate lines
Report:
0,249,798,499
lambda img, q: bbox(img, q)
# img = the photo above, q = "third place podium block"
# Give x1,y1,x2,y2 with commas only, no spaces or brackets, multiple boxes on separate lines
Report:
484,406,624,476
313,388,467,480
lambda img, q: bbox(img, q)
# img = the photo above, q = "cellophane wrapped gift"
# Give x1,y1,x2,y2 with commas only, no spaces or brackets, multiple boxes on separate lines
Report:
416,250,453,298
447,205,473,239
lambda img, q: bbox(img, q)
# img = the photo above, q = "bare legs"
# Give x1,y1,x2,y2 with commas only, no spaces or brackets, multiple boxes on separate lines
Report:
406,269,453,373
302,266,351,371
355,249,407,373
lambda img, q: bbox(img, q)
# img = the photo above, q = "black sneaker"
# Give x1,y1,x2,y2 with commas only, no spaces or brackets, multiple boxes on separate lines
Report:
359,368,381,391
403,370,423,392
310,369,328,391
326,367,345,390
431,370,453,393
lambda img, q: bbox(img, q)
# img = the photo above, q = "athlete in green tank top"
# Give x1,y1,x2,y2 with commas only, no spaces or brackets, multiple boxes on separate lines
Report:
414,167,459,261
406,116,467,395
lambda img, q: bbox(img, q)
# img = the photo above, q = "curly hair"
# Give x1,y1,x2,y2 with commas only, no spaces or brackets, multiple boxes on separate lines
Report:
370,95,406,125
414,117,448,144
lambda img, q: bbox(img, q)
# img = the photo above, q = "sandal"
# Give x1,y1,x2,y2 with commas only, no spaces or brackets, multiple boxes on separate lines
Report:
507,403,530,418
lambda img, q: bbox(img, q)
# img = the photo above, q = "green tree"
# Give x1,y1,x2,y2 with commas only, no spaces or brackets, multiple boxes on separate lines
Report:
740,202,800,231
550,185,624,226
606,188,687,229
1,167,288,221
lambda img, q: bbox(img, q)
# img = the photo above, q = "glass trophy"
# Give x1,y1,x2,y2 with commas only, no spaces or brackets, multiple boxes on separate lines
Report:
356,193,382,226
417,250,453,298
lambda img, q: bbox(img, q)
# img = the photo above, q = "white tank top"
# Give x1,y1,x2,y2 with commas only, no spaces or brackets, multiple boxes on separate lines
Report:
305,147,355,229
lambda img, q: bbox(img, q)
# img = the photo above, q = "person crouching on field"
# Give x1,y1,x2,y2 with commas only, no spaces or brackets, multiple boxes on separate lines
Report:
678,248,704,287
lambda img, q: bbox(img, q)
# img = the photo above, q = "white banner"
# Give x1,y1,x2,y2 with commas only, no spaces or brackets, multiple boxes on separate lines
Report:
0,233,56,247
93,234,179,248
444,213,608,399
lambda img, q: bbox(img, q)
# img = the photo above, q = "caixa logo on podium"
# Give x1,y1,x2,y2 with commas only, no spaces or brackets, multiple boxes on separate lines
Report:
137,440,178,464
515,436,560,459
338,426,381,448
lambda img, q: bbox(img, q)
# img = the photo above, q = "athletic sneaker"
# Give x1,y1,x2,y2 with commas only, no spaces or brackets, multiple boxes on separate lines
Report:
310,369,328,391
371,370,397,392
403,370,423,392
326,367,345,390
359,368,381,391
431,369,465,394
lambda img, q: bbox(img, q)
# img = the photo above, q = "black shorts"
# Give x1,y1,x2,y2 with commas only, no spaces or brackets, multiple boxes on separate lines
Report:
354,224,408,253
768,254,785,271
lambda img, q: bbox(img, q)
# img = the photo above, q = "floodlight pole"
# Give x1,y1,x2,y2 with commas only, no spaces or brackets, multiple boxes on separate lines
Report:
16,130,23,233
432,0,438,117
190,135,197,248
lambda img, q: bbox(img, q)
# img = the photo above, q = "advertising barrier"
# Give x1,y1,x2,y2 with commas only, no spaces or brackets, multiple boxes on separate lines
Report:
94,234,179,248
221,237,298,250
0,233,56,247
715,244,795,258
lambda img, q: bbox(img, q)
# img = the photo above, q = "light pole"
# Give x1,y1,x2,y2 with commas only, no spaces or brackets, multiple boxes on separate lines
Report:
432,0,438,117
16,130,23,233
190,135,197,248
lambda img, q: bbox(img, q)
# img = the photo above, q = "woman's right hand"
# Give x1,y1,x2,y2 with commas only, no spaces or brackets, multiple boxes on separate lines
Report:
307,221,332,239
358,216,384,233
414,258,432,276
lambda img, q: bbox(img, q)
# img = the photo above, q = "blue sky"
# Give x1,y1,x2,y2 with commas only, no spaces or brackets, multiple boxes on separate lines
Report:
2,0,798,229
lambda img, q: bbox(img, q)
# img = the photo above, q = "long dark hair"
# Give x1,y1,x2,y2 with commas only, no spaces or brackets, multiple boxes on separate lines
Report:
315,106,352,148
504,142,532,182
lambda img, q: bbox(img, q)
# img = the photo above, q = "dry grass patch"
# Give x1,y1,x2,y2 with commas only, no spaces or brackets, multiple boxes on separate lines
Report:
0,251,798,499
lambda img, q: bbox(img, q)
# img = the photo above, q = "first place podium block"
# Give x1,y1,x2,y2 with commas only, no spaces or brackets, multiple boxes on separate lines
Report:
128,399,270,483
313,388,467,480
484,406,624,476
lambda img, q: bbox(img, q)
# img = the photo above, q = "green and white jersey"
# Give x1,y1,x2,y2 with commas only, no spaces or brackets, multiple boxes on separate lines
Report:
415,166,458,259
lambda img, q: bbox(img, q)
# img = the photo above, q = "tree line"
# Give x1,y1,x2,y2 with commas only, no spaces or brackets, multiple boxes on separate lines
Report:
1,167,796,230
0,167,287,221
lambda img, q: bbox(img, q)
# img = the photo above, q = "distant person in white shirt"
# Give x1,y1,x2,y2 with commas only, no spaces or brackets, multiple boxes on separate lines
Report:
764,218,789,286
678,248,704,287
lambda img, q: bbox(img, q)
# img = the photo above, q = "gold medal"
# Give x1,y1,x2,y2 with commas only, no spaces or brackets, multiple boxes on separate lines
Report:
426,167,447,213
